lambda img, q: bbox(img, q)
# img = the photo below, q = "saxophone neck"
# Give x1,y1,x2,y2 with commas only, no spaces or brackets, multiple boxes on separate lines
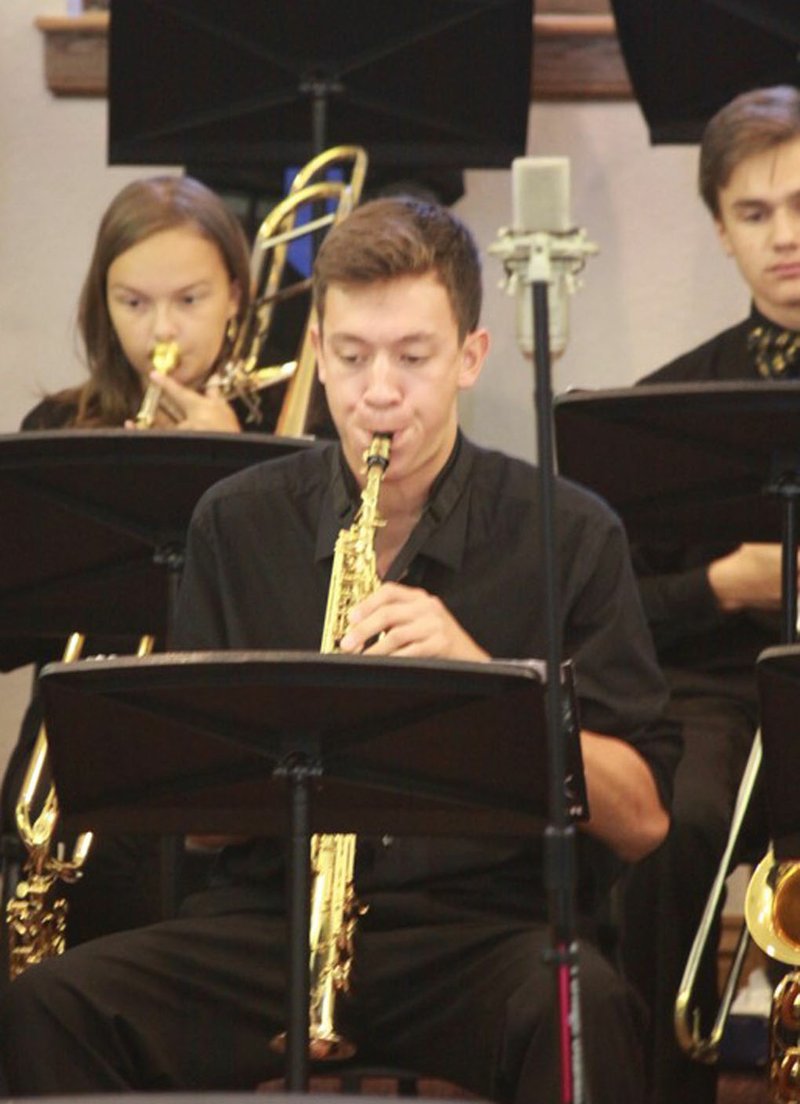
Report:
357,434,391,526
319,435,392,653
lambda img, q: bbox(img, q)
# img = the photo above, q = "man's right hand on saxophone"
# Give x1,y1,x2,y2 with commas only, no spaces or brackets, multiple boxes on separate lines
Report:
338,579,490,661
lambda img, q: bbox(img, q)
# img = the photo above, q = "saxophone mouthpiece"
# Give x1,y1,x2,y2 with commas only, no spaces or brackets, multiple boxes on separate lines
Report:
363,433,392,472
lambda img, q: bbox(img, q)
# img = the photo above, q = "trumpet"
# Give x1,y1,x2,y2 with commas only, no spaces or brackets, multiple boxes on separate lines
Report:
134,340,181,428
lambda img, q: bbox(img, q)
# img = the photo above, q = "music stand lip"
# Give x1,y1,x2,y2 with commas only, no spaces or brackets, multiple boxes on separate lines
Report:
39,649,587,837
0,424,315,447
41,647,548,685
556,378,800,400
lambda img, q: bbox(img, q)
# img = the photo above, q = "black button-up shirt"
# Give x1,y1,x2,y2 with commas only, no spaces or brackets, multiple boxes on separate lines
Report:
175,434,678,920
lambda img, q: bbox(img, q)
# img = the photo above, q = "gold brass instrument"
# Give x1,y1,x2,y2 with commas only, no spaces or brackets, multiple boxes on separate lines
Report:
312,431,390,1058
8,633,155,977
134,340,181,428
7,350,172,977
674,730,764,1061
746,849,800,968
210,145,368,432
768,972,800,1104
134,148,367,430
271,432,391,1059
744,846,800,1101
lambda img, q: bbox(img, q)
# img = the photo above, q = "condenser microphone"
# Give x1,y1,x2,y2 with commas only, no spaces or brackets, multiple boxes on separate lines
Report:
490,156,598,360
512,158,571,358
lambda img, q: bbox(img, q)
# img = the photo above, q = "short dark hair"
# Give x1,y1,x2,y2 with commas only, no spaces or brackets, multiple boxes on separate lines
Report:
312,196,482,340
699,85,800,218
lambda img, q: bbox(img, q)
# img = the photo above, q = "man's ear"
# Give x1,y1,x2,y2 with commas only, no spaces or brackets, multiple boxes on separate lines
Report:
458,328,490,391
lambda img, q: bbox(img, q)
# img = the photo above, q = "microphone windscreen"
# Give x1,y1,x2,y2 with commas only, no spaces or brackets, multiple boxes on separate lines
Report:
511,157,571,233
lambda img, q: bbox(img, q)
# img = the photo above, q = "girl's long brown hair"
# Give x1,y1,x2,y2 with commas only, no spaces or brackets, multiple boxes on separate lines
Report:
57,176,250,426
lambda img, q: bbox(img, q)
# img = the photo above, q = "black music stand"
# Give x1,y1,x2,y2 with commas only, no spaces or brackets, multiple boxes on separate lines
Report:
107,0,532,191
39,650,587,1093
554,381,800,641
610,0,800,145
755,645,800,860
0,429,312,669
0,429,311,934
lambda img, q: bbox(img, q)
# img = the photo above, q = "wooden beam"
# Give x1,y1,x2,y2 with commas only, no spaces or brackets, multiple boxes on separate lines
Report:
34,13,108,97
533,15,632,99
35,9,632,101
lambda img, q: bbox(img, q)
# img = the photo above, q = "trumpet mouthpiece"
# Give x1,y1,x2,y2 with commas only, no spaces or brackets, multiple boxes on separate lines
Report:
150,341,181,375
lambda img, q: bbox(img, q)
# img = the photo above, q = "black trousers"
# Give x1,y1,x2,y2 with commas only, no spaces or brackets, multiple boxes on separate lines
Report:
0,889,647,1104
619,693,756,1104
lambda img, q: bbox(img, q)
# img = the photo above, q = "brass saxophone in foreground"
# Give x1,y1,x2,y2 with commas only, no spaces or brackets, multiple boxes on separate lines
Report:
306,432,391,1059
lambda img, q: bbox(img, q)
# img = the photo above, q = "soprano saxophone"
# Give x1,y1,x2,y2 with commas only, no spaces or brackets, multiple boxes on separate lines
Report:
298,432,391,1059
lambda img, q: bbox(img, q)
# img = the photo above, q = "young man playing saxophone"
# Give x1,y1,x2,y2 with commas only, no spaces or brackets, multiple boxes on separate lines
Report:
0,196,679,1104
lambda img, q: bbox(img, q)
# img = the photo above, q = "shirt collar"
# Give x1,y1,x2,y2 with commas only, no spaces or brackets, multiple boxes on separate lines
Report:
747,302,800,379
314,444,355,563
314,433,475,575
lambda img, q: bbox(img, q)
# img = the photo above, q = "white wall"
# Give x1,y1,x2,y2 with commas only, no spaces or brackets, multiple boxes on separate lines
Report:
0,2,749,775
0,0,178,435
456,102,749,460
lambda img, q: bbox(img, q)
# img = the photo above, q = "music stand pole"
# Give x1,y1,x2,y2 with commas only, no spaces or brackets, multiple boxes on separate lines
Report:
275,756,313,1090
153,542,186,921
530,276,584,1104
776,475,800,644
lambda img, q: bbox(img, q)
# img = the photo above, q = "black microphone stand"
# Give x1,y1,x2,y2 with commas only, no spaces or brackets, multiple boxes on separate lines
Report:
491,221,597,1104
531,274,585,1104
